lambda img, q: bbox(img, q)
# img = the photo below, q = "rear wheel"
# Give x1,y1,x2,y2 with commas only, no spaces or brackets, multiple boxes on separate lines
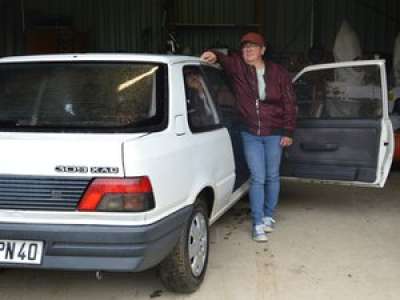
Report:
159,199,209,293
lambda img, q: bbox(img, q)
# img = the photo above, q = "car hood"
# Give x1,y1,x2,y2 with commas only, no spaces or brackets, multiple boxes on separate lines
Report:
0,132,147,177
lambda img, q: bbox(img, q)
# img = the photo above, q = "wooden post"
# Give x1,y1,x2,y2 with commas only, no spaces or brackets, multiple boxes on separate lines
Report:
255,0,265,35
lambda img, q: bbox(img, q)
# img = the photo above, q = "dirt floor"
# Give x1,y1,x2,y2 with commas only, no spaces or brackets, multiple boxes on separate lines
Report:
1,171,400,300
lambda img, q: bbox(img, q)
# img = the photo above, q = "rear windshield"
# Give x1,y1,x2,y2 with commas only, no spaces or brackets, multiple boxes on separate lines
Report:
0,62,168,132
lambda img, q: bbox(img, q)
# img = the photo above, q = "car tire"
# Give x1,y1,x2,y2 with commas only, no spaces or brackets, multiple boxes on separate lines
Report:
159,198,209,293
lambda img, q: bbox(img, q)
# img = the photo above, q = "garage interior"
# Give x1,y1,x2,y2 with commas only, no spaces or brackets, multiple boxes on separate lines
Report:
1,0,400,63
0,0,400,299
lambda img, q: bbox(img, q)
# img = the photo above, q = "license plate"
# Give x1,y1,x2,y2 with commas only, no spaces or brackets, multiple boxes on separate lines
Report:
0,240,43,265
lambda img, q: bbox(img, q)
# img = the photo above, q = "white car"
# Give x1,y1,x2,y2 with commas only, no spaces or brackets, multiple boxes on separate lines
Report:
0,54,394,293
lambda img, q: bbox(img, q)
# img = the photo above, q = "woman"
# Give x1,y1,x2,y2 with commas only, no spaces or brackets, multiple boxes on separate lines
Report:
201,32,297,242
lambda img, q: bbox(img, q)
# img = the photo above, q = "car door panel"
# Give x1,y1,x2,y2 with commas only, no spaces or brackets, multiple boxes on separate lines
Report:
282,120,380,182
183,65,236,213
282,60,394,187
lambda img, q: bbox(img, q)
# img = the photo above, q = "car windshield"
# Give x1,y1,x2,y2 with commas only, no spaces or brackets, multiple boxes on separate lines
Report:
0,62,168,132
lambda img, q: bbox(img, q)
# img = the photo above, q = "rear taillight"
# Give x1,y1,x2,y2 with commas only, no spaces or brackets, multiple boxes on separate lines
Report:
78,177,155,212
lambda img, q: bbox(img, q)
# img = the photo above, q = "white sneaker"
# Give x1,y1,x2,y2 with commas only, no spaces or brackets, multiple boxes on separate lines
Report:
262,217,276,233
252,224,268,242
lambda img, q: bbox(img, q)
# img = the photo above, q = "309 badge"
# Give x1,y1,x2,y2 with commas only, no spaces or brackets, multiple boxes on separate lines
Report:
55,165,119,174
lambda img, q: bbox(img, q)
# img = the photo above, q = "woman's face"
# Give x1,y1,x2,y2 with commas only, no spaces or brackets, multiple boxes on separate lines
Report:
241,42,265,65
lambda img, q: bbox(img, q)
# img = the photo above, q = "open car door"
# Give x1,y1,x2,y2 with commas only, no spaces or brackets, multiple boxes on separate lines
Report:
281,60,394,187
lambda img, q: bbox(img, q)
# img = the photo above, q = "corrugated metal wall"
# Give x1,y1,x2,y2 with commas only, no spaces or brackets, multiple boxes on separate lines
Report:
316,0,400,54
0,0,24,56
0,0,164,56
264,0,312,54
25,0,163,52
0,0,314,57
172,0,400,55
171,0,312,55
171,0,256,55
1,0,400,58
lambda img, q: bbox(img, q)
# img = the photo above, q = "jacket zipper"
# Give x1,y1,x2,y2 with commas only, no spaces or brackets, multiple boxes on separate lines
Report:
248,65,263,136
256,98,261,136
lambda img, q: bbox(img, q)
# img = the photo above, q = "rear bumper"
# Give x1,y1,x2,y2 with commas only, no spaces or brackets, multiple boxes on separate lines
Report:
0,206,192,272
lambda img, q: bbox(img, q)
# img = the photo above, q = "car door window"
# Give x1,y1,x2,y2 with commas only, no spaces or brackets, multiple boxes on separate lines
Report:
296,65,382,120
201,67,236,110
183,66,221,132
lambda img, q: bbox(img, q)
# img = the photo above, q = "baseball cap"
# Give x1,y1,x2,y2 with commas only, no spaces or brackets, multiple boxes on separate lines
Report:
240,32,265,47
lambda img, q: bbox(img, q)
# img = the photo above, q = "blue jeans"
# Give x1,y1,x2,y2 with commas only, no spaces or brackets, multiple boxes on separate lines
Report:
241,131,283,226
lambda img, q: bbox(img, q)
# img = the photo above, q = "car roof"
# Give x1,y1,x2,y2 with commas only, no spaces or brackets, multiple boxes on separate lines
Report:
0,53,202,65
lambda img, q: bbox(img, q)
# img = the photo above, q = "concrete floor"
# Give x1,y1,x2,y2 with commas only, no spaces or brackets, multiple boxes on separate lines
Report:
1,171,400,300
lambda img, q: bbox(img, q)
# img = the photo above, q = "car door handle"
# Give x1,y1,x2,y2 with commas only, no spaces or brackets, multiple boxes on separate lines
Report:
300,142,339,152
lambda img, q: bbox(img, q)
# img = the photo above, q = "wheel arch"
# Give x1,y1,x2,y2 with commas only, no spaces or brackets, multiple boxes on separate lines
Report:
196,186,215,219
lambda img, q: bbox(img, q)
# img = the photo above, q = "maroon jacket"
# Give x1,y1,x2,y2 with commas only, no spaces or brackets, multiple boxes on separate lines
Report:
213,51,297,137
